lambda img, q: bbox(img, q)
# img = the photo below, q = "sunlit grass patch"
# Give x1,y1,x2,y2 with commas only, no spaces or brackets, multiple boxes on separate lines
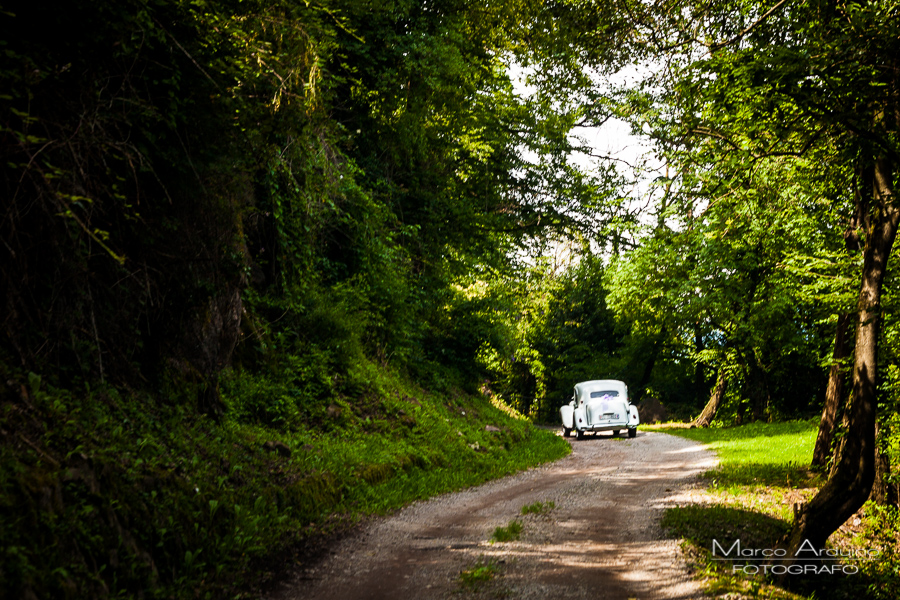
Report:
658,420,825,599
660,420,818,466
660,420,900,599
661,420,821,521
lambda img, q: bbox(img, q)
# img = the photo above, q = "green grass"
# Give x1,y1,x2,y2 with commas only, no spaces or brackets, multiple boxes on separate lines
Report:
0,359,570,600
662,420,817,465
659,420,819,528
521,500,555,516
491,520,523,542
662,420,821,521
459,559,500,589
660,421,819,599
657,420,882,599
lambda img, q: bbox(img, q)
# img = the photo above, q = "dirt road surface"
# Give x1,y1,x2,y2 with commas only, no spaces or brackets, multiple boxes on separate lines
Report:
268,430,717,600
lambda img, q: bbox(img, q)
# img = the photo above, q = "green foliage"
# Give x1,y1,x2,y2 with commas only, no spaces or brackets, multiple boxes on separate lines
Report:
1,0,598,401
479,252,631,421
521,500,555,516
7,0,900,597
660,421,899,599
1,1,594,597
491,520,523,543
459,559,500,589
0,361,569,598
876,306,900,495
0,373,297,598
604,159,841,419
852,503,900,600
483,185,837,423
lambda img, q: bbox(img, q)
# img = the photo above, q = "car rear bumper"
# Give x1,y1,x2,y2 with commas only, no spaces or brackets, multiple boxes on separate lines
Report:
579,421,631,432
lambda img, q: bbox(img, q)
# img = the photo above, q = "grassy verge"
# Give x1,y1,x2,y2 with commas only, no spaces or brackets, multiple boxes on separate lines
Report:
0,360,570,599
657,420,900,600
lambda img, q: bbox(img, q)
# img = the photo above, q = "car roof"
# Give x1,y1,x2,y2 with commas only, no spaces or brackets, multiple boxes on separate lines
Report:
573,380,627,401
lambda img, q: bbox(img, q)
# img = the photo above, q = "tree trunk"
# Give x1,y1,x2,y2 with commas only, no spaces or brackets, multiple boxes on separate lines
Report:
632,328,666,406
783,157,898,560
747,356,770,422
818,159,867,471
871,421,898,506
692,367,727,427
829,409,852,479
693,323,706,396
735,358,748,425
811,312,853,469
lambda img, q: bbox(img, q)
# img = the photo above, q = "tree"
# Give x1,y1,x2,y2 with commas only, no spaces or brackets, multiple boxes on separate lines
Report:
603,155,835,425
2,0,624,404
613,0,900,557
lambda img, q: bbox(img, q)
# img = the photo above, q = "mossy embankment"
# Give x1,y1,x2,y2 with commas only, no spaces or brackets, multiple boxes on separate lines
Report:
0,361,569,599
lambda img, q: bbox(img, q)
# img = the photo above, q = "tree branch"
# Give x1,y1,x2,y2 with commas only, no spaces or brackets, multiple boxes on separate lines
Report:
710,0,793,52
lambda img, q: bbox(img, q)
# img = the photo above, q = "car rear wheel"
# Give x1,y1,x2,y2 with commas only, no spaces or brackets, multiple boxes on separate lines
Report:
628,427,637,438
612,429,620,437
575,428,584,440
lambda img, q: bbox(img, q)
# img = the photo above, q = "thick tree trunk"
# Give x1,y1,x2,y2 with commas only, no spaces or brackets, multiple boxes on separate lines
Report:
811,312,853,469
180,285,243,418
783,157,898,560
692,367,727,427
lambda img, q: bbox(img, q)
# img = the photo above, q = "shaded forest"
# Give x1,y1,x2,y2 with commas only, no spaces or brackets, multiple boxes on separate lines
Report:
2,0,899,597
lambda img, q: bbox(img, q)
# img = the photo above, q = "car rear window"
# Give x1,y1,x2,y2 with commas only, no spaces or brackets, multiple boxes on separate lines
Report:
589,390,619,398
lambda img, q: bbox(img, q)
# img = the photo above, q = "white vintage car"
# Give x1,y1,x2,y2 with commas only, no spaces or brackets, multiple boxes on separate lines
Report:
560,380,639,439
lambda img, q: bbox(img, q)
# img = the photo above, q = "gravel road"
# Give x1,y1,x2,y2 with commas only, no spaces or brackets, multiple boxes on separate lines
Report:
268,429,718,600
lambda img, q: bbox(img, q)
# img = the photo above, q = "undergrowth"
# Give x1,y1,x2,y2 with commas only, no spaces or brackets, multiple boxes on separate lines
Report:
0,359,569,599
